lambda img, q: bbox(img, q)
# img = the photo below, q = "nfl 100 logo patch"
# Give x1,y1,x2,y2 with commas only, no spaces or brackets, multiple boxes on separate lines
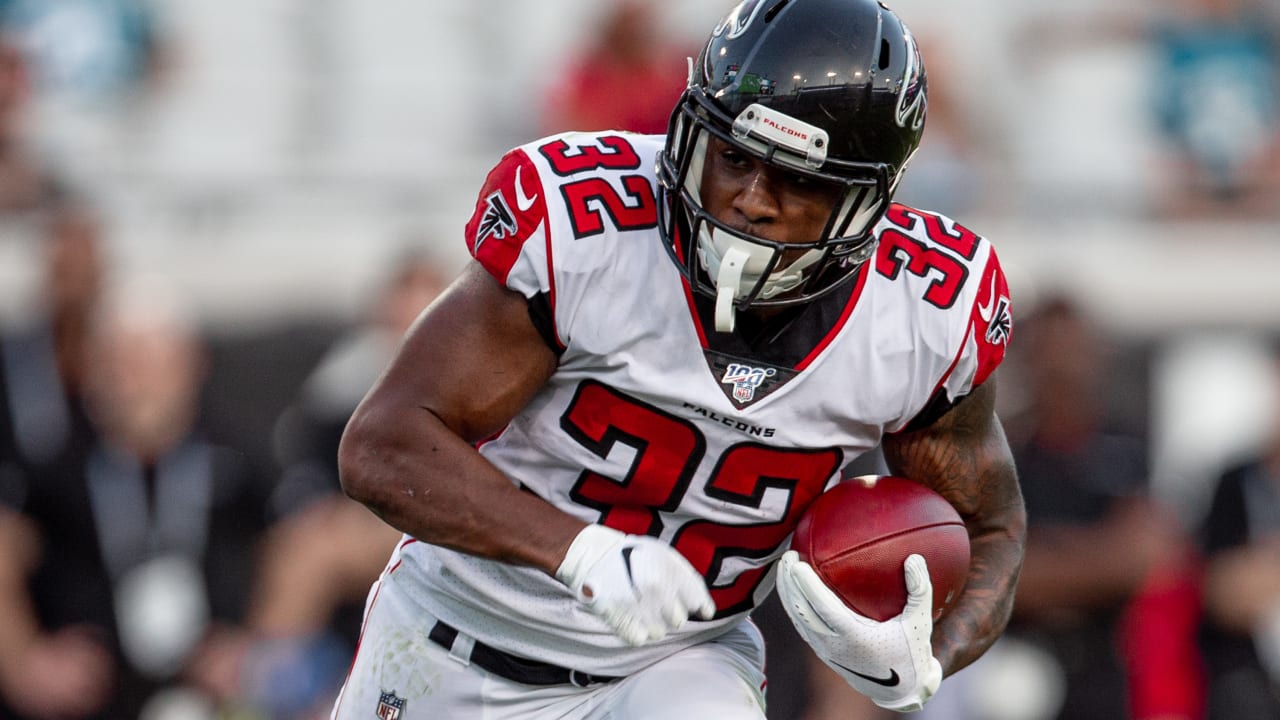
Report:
721,363,776,404
376,691,406,719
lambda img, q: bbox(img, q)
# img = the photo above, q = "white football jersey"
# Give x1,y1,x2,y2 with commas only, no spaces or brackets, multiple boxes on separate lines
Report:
383,131,1012,676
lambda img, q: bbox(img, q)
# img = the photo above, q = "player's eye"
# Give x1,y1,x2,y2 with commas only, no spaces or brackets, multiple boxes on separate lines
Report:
782,171,813,188
776,168,841,202
720,148,751,169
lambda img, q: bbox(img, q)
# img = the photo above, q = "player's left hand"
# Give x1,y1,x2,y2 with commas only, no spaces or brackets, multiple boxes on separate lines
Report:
556,524,715,646
775,550,942,712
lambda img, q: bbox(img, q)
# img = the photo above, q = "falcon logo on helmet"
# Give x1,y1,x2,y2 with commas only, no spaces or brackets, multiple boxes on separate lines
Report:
714,0,769,39
895,29,927,131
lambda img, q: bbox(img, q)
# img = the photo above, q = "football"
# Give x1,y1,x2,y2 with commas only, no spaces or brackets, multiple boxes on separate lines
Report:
790,475,970,622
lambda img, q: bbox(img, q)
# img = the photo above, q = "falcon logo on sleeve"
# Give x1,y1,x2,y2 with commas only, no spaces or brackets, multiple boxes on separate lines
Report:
475,191,518,252
465,149,549,282
968,251,1013,387
983,298,1012,345
976,273,1012,346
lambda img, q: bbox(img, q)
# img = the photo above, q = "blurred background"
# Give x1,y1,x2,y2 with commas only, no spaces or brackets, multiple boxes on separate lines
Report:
0,0,1278,718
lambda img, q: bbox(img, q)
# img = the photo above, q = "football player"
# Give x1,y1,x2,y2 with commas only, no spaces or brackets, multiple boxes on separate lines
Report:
331,0,1026,717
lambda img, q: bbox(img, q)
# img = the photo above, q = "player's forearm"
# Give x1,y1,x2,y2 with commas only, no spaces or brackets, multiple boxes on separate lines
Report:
925,443,1025,675
879,381,1027,676
931,515,1024,675
338,403,584,576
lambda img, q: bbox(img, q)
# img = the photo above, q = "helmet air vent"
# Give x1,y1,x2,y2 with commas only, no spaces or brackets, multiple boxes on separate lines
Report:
764,0,791,23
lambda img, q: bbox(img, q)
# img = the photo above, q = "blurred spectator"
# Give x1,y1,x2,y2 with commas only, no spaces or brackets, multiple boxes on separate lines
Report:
1197,344,1280,719
0,278,273,720
892,33,993,219
1009,0,1280,219
0,0,166,106
0,0,170,188
0,199,103,505
0,40,60,213
219,250,449,719
540,0,689,136
1151,0,1280,218
1000,295,1196,720
1118,542,1205,720
271,248,449,512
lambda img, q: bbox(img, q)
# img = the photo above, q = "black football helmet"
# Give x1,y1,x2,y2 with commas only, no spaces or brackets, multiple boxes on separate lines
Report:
657,0,927,331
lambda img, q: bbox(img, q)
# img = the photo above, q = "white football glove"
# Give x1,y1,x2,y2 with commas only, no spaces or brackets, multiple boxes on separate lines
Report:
775,550,943,712
556,524,715,646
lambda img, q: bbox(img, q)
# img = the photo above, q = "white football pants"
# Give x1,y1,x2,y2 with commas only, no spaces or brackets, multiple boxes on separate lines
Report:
330,576,768,720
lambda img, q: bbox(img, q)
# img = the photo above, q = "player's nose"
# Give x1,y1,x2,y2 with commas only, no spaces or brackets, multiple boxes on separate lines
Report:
733,168,781,224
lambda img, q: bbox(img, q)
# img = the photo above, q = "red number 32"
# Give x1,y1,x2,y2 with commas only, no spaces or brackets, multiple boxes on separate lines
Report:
538,136,658,239
561,381,840,616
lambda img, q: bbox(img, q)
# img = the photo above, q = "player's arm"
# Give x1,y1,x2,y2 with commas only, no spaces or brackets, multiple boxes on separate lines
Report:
338,261,583,574
880,377,1026,676
338,260,713,645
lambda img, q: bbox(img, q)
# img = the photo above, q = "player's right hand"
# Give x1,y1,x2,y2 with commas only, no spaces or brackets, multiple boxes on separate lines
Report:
556,524,715,646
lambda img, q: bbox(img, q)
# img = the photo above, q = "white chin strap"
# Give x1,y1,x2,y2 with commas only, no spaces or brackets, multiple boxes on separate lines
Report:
703,226,823,332
714,246,751,333
683,103,883,333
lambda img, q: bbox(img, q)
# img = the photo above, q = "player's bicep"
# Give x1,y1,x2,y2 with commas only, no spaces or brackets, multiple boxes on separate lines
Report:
366,260,558,444
880,379,1021,529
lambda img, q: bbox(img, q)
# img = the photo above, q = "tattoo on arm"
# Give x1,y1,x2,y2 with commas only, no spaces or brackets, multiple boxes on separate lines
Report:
881,379,1026,675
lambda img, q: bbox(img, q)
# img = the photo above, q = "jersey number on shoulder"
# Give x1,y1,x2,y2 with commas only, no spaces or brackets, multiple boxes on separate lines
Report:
874,205,979,309
561,380,840,617
538,136,658,239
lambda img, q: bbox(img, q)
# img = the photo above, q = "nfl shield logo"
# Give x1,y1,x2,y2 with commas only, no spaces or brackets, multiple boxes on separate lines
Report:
721,363,776,404
376,691,406,720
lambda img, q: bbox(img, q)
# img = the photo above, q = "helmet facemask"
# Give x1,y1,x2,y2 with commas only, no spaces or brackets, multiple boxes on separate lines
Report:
657,0,928,333
659,89,894,332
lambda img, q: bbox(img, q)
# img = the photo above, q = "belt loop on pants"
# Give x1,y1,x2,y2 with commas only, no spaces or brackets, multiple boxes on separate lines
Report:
427,620,621,687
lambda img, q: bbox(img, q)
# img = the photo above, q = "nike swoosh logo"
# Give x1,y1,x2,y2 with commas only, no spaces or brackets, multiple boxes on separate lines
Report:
833,662,901,687
977,272,998,322
515,166,538,212
620,547,636,585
